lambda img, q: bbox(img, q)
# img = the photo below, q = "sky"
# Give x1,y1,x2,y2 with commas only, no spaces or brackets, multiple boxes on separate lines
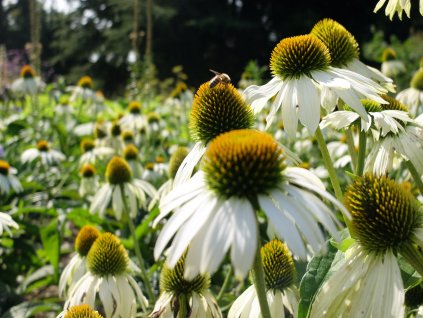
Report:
4,0,76,13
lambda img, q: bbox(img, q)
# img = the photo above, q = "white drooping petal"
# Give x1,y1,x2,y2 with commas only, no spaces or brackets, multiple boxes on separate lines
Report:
243,77,283,113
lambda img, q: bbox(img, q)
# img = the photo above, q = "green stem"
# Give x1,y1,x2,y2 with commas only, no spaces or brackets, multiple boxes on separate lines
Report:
356,128,367,177
216,266,233,302
315,127,343,202
400,243,423,277
177,294,189,318
344,128,357,172
251,242,271,318
405,161,423,195
119,185,156,302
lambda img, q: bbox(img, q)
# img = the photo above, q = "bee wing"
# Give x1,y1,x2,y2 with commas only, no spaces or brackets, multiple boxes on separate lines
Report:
209,69,221,75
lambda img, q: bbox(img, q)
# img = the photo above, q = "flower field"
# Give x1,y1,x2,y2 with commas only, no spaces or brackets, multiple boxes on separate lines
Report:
1,2,423,318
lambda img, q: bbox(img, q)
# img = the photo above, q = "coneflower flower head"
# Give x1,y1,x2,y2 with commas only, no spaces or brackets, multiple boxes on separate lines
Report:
228,239,298,317
147,112,160,124
411,69,423,91
123,144,139,161
310,19,359,68
62,304,104,318
78,76,93,89
128,101,142,114
105,156,132,185
382,48,398,62
75,225,100,257
160,253,210,295
270,34,331,80
122,131,134,143
87,233,129,277
189,82,255,144
37,140,50,152
261,239,296,292
20,65,36,79
203,129,285,199
345,174,421,254
80,139,96,153
168,147,189,179
0,160,10,176
110,121,121,137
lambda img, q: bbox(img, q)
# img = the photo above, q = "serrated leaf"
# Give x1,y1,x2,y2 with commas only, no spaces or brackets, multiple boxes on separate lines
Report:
298,241,338,318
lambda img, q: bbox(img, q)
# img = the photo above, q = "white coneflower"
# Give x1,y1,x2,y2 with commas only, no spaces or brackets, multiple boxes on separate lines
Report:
123,144,143,179
70,76,95,103
119,101,146,132
57,304,104,318
79,139,114,166
10,65,45,96
0,159,23,196
174,82,255,186
397,68,423,116
229,239,298,318
0,211,19,236
59,225,100,298
310,174,423,318
243,34,387,136
21,140,65,166
154,129,347,280
104,121,124,153
79,163,99,199
65,233,148,318
121,130,135,145
149,147,189,211
381,48,406,77
150,253,222,318
374,0,421,20
320,94,412,140
365,113,423,176
311,19,394,92
90,156,156,220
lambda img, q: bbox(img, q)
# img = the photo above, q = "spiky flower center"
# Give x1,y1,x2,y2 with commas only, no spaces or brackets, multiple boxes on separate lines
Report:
156,156,164,164
20,65,35,78
378,94,409,112
129,101,141,114
80,163,96,178
168,147,189,179
345,174,421,254
95,124,107,139
311,19,359,67
261,239,296,291
160,254,210,295
411,69,423,91
80,139,95,153
147,112,160,124
382,48,397,62
87,233,128,277
270,34,331,80
106,156,132,184
0,160,10,176
78,76,93,89
123,144,139,161
75,225,100,256
36,140,50,152
110,122,121,137
122,131,134,142
64,304,104,318
203,129,285,199
189,82,254,144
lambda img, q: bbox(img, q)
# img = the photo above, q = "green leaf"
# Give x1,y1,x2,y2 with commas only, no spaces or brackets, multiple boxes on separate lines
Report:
39,220,60,280
398,254,423,290
136,207,160,239
1,300,61,318
298,241,338,318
